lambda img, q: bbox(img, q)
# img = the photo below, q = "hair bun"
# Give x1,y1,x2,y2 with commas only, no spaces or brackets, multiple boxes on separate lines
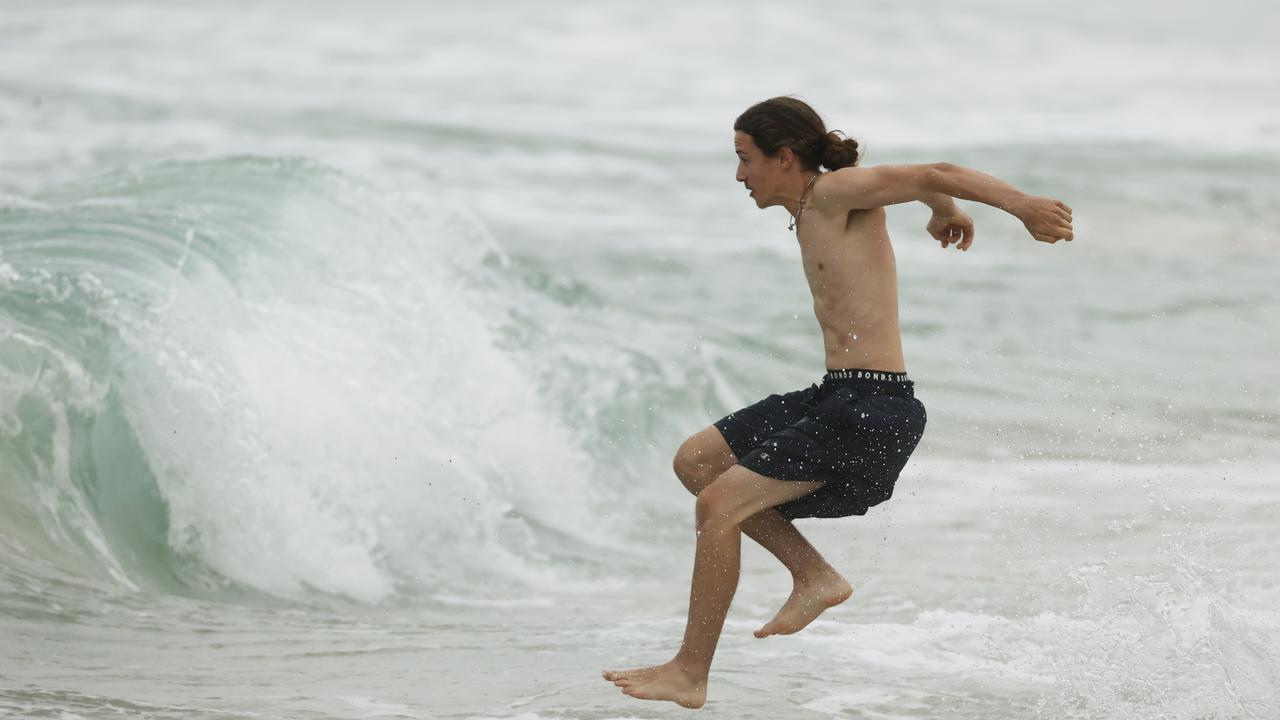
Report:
821,130,860,170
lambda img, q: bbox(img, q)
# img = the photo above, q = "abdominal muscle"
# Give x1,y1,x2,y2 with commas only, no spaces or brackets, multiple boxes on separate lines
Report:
798,207,907,373
818,307,905,371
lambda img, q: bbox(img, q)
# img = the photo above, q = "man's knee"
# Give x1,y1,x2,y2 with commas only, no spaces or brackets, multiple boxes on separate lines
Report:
672,438,707,494
694,474,745,534
673,427,736,495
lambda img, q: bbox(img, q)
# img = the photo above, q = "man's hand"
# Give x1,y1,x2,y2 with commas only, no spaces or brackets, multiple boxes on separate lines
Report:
927,207,975,251
1011,195,1074,244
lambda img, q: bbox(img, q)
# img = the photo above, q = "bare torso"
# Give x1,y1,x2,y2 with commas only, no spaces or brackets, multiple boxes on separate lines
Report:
795,186,905,372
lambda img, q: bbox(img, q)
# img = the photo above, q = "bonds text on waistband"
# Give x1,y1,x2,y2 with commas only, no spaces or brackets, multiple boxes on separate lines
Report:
824,368,910,383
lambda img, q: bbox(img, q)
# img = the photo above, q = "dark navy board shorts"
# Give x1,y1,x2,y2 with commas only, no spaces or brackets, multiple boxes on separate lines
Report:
713,368,927,520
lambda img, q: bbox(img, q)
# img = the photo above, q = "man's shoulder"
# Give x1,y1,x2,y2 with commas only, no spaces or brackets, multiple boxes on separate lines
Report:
810,168,885,222
816,166,867,187
811,167,872,209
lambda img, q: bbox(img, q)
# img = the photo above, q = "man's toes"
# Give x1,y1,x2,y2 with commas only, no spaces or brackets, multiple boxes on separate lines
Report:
611,666,660,681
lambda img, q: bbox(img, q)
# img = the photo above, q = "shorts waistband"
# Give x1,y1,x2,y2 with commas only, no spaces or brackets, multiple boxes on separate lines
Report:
823,368,911,383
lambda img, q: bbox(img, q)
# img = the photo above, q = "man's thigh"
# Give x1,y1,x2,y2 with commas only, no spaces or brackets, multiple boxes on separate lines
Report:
688,425,737,463
697,464,825,531
675,426,739,493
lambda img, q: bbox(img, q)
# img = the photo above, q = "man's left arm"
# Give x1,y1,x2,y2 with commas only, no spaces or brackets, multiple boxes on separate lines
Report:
813,164,1073,246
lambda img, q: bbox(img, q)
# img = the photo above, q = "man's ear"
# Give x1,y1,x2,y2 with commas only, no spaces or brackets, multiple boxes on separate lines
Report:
777,146,796,169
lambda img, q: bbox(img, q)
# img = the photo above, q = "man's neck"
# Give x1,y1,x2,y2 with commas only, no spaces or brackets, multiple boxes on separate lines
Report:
782,171,821,219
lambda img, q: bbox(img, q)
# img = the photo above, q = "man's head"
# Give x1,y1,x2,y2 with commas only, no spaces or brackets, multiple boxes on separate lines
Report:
733,97,860,208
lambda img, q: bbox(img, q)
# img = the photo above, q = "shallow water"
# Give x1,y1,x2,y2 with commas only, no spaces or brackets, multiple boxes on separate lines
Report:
2,1,1278,718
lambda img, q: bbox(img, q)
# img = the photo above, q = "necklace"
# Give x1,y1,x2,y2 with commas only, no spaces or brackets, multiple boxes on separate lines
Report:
788,172,822,232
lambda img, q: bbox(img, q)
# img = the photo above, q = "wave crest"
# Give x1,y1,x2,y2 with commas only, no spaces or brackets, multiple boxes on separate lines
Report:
0,156,616,604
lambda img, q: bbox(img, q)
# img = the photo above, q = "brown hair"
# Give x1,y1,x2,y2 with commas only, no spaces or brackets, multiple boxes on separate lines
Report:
734,97,860,171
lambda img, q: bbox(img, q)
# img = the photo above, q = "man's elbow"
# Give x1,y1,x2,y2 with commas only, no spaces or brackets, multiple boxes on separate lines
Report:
923,162,956,194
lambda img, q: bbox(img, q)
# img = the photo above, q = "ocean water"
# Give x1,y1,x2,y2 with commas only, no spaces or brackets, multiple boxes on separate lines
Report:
2,1,1279,718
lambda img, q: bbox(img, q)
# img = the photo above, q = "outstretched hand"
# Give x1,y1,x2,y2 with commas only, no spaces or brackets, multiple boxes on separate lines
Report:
927,207,975,250
1014,196,1074,244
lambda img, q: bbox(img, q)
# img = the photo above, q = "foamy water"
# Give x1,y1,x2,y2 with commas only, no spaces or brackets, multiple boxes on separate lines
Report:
2,1,1278,718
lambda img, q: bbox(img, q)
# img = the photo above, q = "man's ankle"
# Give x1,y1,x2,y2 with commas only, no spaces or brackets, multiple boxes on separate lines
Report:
790,564,836,585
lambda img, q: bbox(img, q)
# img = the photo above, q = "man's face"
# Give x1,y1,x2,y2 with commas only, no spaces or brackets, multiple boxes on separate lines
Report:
734,130,780,209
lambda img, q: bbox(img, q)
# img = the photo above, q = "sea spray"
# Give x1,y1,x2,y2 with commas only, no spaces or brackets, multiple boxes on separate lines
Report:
0,157,628,603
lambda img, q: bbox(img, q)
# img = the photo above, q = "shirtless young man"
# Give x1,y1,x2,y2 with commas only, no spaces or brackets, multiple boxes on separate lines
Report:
601,96,1074,709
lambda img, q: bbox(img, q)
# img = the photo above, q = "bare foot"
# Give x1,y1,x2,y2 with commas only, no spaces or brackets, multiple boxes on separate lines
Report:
602,659,707,709
754,571,853,638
